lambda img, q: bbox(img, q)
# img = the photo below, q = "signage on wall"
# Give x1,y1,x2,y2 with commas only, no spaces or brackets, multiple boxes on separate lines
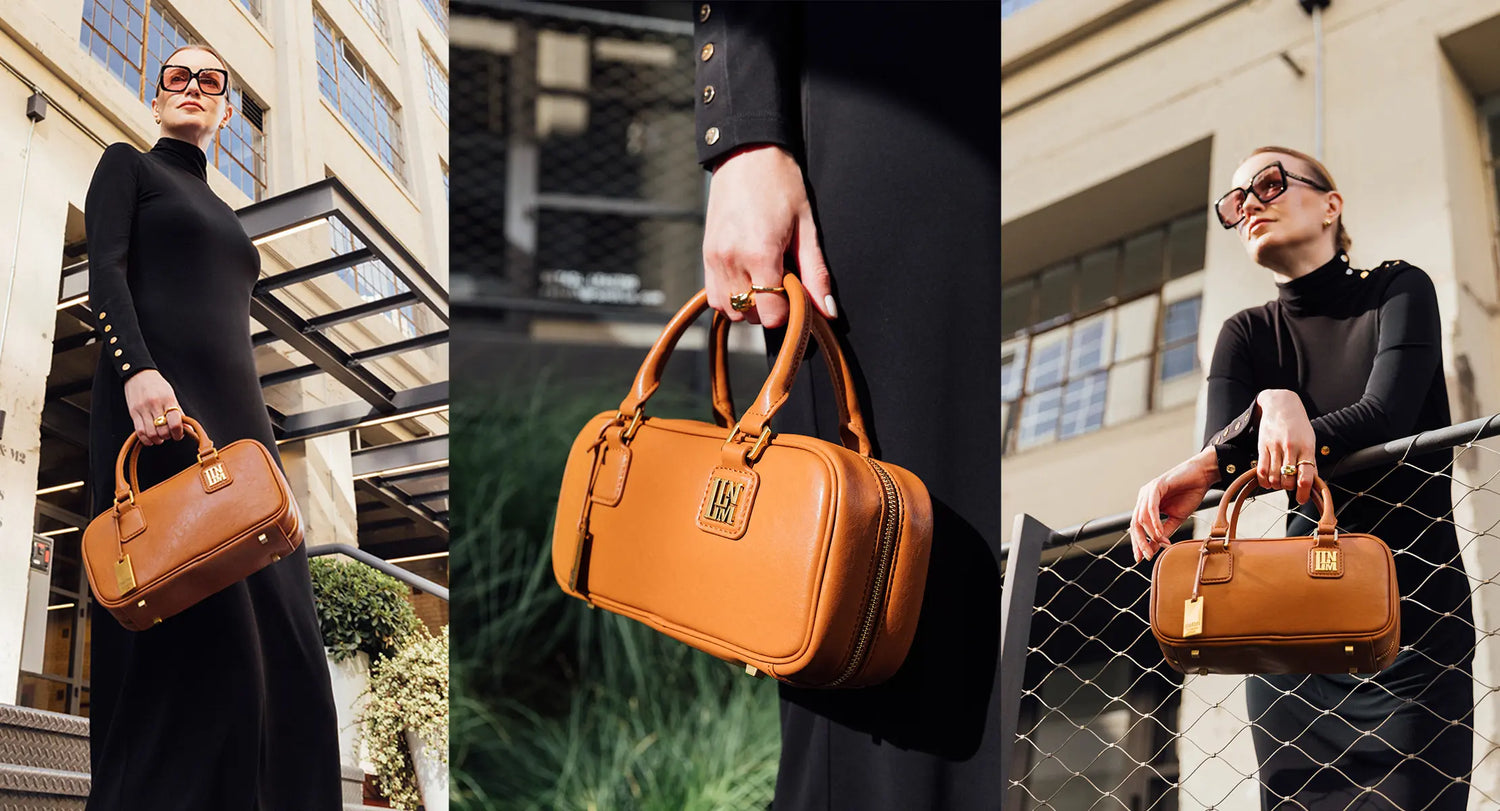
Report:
540,269,667,307
30,537,53,575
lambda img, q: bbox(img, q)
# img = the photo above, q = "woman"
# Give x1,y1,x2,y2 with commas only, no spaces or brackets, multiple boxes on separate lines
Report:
1129,146,1475,810
84,44,341,809
695,3,1001,809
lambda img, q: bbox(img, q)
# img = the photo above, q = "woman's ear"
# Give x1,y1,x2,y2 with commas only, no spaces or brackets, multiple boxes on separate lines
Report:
151,97,160,123
1325,190,1343,220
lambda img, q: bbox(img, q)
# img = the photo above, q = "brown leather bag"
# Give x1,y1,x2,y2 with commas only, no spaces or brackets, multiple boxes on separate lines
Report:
551,274,933,688
1150,469,1400,675
83,415,303,631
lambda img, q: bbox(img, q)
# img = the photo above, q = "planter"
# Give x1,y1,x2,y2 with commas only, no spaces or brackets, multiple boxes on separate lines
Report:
327,651,375,772
406,728,448,810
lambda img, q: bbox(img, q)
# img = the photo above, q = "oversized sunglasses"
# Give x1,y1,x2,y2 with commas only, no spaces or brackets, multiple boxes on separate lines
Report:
158,64,228,96
1214,161,1331,229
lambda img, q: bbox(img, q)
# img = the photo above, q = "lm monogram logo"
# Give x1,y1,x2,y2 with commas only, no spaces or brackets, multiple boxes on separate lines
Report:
203,463,228,487
703,477,744,526
1313,549,1339,573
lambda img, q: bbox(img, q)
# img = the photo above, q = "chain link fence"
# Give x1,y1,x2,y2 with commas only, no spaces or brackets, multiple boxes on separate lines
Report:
1002,414,1500,810
451,1,705,320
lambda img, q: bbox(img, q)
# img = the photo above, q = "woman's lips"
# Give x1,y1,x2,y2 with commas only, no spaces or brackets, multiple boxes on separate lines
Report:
1248,219,1273,234
180,102,203,111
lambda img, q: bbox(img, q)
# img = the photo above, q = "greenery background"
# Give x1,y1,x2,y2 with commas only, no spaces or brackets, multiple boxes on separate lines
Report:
450,372,781,811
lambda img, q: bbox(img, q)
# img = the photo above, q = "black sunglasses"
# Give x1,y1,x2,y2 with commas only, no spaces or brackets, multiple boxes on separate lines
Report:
158,64,229,96
1214,161,1331,229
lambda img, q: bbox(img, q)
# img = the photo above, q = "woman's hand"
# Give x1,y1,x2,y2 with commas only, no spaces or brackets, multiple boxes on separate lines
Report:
1130,448,1220,563
122,370,184,446
1254,389,1318,504
703,144,837,327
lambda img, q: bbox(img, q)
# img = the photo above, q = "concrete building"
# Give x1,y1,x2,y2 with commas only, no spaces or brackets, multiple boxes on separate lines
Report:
1002,1,1500,808
0,0,450,747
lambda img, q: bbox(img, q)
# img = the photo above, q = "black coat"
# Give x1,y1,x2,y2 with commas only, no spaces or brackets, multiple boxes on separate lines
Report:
695,4,1002,809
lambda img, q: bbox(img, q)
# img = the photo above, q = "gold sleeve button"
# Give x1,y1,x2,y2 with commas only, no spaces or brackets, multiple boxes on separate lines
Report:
98,312,107,320
113,349,122,357
110,337,117,344
705,127,720,145
701,43,714,61
121,363,131,371
699,3,710,22
104,324,112,332
1321,446,1331,456
1226,464,1237,474
702,85,715,104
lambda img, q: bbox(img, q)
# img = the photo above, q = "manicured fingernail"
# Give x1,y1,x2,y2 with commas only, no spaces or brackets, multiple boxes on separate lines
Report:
823,294,838,318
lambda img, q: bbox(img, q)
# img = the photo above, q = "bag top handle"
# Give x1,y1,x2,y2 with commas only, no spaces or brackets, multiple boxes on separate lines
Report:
111,414,217,506
1209,468,1338,543
617,273,871,456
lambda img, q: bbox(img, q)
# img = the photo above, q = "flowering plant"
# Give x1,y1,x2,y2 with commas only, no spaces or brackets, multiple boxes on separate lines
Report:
361,625,449,809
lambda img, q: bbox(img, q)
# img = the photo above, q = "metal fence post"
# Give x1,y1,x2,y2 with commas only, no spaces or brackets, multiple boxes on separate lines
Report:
1000,512,1052,810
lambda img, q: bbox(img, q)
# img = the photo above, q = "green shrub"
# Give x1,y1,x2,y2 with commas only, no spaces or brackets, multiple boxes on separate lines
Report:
363,626,450,811
310,556,423,663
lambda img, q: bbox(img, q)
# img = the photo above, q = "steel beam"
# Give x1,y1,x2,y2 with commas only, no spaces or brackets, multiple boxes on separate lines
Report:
249,292,395,407
276,381,448,443
352,435,448,479
355,478,449,540
255,247,374,292
307,291,419,331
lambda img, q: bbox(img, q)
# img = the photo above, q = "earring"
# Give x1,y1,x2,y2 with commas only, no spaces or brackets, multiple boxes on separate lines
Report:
1323,218,1332,227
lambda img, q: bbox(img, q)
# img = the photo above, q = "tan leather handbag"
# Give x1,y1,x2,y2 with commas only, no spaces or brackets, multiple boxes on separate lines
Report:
551,274,933,688
1150,469,1400,675
83,415,303,631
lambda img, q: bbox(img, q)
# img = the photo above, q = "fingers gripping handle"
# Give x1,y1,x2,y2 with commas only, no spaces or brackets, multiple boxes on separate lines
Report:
1209,469,1338,542
112,414,217,504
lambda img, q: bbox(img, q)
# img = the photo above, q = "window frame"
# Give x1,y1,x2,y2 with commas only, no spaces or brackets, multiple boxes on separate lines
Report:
314,6,408,183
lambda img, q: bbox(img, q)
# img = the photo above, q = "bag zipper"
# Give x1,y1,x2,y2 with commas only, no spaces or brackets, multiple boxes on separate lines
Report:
828,459,902,686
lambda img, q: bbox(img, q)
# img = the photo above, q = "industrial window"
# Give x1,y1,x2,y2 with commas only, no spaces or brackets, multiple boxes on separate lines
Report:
1001,210,1208,455
351,0,389,40
329,218,418,340
419,0,449,35
423,44,449,126
78,1,268,200
314,7,407,182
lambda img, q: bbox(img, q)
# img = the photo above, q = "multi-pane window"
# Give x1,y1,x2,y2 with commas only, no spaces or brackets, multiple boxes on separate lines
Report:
424,46,450,126
315,8,407,181
420,0,449,35
79,2,268,200
1002,210,1208,454
351,0,388,39
329,218,418,339
236,0,262,21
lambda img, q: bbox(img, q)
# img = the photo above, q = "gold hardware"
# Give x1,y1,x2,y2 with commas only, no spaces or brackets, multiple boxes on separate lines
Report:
257,533,268,544
98,312,106,320
1344,645,1354,654
702,85,715,103
1314,549,1339,573
621,408,645,442
1321,445,1331,456
1190,649,1200,658
699,3,710,22
116,556,137,593
748,426,773,462
153,618,162,625
115,349,123,358
137,600,146,608
701,43,714,61
745,664,759,677
271,554,281,562
122,363,130,370
1360,271,1369,279
1226,464,1236,474
1183,597,1204,637
110,337,117,344
203,462,228,487
703,476,745,526
705,127,720,145
104,324,112,332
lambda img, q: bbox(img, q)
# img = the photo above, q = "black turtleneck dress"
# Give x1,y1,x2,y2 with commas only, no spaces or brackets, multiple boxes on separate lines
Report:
1204,253,1474,810
84,138,342,810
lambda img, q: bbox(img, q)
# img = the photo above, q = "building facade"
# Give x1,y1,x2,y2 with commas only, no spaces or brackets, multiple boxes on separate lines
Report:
1003,1,1500,807
0,0,449,720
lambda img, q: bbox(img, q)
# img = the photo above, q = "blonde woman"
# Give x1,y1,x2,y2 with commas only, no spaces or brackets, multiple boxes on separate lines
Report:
84,44,341,809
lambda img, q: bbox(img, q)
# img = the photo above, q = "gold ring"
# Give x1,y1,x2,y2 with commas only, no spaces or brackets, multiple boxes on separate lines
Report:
154,415,167,427
729,291,754,312
1280,464,1297,477
750,285,785,294
1296,460,1315,468
164,405,181,415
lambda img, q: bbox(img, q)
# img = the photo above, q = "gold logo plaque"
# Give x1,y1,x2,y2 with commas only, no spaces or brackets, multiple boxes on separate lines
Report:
203,462,228,487
1313,549,1339,573
115,555,137,594
703,477,745,526
1183,596,1204,637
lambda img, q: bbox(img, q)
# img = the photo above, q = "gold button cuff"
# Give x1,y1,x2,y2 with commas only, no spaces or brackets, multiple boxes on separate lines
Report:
701,43,714,61
699,3,710,22
121,363,131,371
1226,464,1236,474
1321,446,1331,456
705,127,720,145
98,312,107,320
104,325,112,332
113,349,122,357
109,337,117,344
702,85,715,103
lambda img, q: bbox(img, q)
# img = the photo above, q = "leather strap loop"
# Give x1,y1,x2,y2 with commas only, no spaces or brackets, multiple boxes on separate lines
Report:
113,414,217,504
618,273,871,455
1216,469,1338,541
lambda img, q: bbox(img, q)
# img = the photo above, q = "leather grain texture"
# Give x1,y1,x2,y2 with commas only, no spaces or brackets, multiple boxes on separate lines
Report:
1150,471,1400,675
82,416,303,631
552,275,932,688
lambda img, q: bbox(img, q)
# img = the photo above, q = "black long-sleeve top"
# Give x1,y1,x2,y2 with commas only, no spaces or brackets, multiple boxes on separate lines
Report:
1204,252,1472,660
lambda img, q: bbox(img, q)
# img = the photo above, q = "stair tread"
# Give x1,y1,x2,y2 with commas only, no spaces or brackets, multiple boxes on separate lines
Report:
0,763,90,796
0,705,88,737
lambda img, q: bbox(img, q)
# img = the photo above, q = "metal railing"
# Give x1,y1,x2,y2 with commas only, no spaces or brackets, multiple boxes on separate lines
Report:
1002,412,1500,810
309,542,449,602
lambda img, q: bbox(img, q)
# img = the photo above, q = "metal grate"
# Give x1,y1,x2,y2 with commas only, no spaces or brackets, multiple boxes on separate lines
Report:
1003,415,1500,810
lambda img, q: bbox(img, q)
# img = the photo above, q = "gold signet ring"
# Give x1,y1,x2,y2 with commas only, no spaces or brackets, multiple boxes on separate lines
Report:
1281,464,1297,477
154,415,168,427
730,291,754,312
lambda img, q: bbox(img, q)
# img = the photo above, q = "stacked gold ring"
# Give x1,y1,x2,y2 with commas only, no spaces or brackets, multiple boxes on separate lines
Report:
154,405,182,427
729,285,788,312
